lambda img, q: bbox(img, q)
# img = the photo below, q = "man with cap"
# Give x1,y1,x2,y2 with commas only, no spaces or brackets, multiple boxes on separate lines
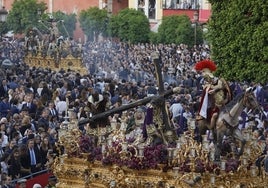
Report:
195,59,232,129
45,175,57,188
17,178,27,188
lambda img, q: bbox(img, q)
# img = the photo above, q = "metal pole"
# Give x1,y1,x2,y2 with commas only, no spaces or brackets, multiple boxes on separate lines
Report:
193,10,199,46
194,22,197,46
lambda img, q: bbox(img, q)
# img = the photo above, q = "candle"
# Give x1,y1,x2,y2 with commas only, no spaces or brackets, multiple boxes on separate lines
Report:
244,130,250,141
220,160,226,171
203,141,209,151
250,165,257,177
245,147,251,155
65,97,69,116
111,121,117,131
173,167,180,178
210,151,215,161
173,149,178,158
209,143,215,161
210,174,215,184
202,134,208,143
60,157,64,164
242,156,248,165
190,148,196,157
167,148,173,158
122,142,128,151
107,137,112,147
101,143,106,153
176,140,181,149
180,135,186,144
138,146,144,157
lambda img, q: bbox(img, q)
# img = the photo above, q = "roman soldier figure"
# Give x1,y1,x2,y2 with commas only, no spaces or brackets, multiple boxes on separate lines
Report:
195,59,232,128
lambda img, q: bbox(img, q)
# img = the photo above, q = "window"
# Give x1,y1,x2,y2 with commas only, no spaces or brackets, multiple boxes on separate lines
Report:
162,0,199,10
137,0,156,20
138,0,145,12
149,0,156,19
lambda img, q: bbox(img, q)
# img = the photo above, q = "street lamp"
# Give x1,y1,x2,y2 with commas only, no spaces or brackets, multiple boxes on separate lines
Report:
37,8,42,17
0,6,8,22
0,6,8,41
193,10,199,46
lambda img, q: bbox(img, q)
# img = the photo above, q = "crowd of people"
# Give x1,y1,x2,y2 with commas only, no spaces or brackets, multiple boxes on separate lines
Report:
0,39,268,187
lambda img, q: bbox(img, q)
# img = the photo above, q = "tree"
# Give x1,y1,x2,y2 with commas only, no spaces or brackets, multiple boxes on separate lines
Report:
208,0,268,83
79,7,108,42
110,8,150,43
157,15,202,46
0,22,8,39
52,11,77,38
6,0,46,34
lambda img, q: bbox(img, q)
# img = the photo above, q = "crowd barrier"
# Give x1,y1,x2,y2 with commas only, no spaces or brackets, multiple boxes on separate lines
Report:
11,169,53,188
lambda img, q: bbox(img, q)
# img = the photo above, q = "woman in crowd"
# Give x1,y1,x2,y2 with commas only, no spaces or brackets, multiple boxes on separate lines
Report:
8,148,21,179
40,136,53,169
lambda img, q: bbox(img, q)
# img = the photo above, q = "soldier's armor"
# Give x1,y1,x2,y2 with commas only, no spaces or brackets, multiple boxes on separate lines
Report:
212,78,232,108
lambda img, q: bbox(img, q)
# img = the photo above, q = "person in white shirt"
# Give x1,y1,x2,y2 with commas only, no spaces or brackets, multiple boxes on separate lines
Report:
169,96,183,120
56,99,67,119
0,131,9,149
0,153,9,175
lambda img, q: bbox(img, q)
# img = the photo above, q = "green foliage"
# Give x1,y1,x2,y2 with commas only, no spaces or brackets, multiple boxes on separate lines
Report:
108,14,119,38
0,22,8,36
53,11,77,38
110,8,150,43
6,0,46,33
149,31,159,44
79,7,108,41
208,0,268,83
157,15,203,46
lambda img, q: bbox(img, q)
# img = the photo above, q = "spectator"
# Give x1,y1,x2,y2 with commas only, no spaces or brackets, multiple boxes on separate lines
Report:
10,123,23,144
169,96,183,121
1,175,13,188
27,139,42,174
4,139,17,155
37,109,50,132
0,79,10,99
19,144,31,177
33,184,42,188
17,178,27,188
8,148,21,179
1,129,9,151
0,95,11,119
44,175,57,188
40,136,53,169
1,153,9,175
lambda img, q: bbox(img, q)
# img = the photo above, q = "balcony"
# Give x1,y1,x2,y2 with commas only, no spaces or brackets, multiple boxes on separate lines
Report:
163,9,211,23
162,0,211,23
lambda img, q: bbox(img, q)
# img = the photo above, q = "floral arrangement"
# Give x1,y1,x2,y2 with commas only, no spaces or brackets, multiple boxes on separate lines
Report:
102,143,168,170
75,134,241,173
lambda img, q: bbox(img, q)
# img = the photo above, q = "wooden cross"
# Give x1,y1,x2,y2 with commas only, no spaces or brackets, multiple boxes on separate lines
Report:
79,51,180,142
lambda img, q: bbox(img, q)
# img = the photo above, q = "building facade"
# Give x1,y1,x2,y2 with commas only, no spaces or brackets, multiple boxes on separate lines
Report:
129,0,211,31
2,0,210,40
2,0,128,41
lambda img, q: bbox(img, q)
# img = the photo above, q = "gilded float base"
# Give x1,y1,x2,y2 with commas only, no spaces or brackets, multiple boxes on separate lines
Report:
52,155,268,188
24,54,88,75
